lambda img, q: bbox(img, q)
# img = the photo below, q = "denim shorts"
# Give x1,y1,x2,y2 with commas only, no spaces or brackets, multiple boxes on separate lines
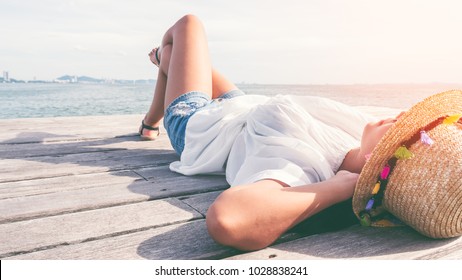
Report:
164,89,245,155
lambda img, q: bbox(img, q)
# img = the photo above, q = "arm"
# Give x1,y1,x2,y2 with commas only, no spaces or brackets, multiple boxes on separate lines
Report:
206,170,358,251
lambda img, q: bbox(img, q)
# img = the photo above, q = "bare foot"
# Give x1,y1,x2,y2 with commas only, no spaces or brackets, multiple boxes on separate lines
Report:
148,47,161,67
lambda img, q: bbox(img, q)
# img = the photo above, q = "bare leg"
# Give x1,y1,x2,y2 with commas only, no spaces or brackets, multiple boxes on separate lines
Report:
206,171,359,251
143,44,172,128
211,69,238,98
159,16,212,107
141,15,237,139
149,47,236,99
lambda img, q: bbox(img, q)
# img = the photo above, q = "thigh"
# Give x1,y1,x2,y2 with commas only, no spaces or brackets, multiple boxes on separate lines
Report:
212,69,238,99
164,15,213,108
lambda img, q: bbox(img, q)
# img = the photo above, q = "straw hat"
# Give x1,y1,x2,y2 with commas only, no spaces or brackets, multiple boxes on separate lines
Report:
353,90,462,238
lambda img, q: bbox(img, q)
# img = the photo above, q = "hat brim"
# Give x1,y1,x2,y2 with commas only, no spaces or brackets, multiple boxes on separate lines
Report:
353,90,462,224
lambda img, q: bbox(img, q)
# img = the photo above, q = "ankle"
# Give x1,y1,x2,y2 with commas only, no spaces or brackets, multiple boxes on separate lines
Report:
143,116,161,128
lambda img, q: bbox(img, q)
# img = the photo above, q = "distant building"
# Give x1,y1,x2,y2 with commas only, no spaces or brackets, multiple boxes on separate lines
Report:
3,71,9,82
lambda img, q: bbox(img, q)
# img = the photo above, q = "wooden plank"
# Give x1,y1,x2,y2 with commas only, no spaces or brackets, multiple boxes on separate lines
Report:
0,114,145,144
0,167,228,223
0,170,142,199
0,147,178,183
0,135,173,159
0,198,201,258
5,220,240,260
0,176,152,223
417,245,462,259
179,191,222,216
135,166,228,190
226,225,462,260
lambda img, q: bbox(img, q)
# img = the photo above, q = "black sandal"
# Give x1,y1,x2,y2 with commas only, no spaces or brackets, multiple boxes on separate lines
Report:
155,47,160,65
149,47,161,66
139,120,160,140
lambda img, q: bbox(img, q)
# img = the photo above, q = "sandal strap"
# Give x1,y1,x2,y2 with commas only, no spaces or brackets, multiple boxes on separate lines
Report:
141,120,159,131
155,47,160,65
140,120,160,138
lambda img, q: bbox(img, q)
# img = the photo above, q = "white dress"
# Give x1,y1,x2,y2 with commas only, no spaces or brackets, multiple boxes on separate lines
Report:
169,94,375,187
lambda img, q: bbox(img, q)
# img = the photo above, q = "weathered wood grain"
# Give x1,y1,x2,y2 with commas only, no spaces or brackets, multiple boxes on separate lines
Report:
0,198,201,258
179,191,222,216
135,166,228,193
0,147,178,183
226,225,462,260
0,135,173,159
0,114,145,144
0,167,227,223
5,220,240,260
0,170,141,199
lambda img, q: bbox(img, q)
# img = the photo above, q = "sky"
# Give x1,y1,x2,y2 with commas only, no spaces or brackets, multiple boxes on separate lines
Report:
1,0,462,84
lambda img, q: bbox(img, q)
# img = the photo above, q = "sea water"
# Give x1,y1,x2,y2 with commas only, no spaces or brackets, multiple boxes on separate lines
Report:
0,83,460,119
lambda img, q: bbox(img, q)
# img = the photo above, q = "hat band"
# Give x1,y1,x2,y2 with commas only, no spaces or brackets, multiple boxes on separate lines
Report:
359,114,462,227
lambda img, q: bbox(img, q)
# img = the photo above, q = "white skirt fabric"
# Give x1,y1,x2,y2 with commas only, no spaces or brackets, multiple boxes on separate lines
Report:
169,94,383,187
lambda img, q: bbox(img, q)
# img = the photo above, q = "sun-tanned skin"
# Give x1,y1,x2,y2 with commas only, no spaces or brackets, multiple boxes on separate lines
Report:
142,14,402,251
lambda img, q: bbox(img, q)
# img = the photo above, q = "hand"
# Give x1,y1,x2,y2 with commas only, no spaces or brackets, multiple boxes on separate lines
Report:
330,170,360,199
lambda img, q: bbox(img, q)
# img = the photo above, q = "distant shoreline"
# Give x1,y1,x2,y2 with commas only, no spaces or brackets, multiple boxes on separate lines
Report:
0,75,156,85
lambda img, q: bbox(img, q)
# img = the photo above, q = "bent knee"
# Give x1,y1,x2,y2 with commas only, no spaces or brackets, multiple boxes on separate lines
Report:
175,14,203,31
206,191,272,251
206,203,233,245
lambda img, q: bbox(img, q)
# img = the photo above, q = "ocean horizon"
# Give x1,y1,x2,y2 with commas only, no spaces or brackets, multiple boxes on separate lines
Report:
1,82,461,119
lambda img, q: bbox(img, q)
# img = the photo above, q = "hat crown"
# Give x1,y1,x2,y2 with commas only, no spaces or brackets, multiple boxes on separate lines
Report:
384,123,462,238
353,90,462,238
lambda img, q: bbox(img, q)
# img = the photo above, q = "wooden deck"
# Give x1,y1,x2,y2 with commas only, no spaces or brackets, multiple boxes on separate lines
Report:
1,114,461,260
